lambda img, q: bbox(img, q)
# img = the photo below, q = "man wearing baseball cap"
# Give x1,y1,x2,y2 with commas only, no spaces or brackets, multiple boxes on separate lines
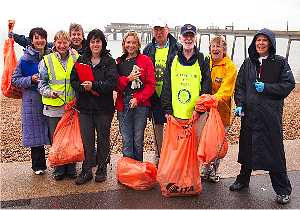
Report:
143,19,180,163
161,23,211,123
180,23,197,35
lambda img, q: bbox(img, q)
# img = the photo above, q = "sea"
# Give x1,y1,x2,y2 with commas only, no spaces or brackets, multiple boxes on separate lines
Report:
1,31,299,83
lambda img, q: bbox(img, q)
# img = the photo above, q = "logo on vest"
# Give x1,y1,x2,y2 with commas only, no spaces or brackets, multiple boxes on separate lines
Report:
166,183,194,193
215,77,223,83
155,64,165,82
177,89,191,104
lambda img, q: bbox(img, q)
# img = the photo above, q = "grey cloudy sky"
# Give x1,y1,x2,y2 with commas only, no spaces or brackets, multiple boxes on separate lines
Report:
1,0,300,32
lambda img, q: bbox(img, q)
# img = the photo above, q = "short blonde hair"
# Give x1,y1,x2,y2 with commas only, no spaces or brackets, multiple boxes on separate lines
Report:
54,30,70,42
209,35,227,56
122,31,141,54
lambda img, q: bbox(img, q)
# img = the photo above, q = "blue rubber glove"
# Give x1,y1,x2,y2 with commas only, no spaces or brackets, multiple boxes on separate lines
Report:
234,106,244,117
255,81,264,93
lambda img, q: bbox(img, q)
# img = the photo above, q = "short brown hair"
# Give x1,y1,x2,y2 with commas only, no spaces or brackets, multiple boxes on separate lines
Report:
69,23,83,35
122,31,141,54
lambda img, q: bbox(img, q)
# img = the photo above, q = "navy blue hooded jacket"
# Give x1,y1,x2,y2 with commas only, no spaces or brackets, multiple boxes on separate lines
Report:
234,28,295,172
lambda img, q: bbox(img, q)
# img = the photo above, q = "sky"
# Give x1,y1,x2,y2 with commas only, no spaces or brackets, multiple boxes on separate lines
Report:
0,0,300,34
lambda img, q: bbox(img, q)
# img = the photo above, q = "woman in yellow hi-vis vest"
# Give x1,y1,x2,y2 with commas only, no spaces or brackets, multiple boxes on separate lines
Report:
200,36,237,183
161,24,211,121
38,31,78,181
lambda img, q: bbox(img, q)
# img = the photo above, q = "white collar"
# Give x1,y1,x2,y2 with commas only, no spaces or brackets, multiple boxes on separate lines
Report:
258,55,268,65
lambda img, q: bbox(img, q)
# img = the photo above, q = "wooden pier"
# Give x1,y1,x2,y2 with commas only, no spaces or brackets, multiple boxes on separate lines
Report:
104,23,300,60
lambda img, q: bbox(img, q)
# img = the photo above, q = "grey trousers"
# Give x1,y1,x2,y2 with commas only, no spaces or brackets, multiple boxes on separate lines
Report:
79,112,113,173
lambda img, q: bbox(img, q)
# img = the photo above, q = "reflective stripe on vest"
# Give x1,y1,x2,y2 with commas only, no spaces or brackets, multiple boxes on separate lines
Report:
155,47,168,97
42,52,78,106
171,55,201,119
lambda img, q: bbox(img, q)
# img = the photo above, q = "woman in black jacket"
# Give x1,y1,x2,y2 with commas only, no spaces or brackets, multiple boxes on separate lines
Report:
230,28,295,204
70,29,118,185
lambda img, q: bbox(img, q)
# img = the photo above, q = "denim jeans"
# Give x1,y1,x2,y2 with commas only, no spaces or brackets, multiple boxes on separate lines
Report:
117,95,149,161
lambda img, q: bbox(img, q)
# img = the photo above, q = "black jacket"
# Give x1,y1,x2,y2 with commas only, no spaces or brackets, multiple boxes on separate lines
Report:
70,39,88,55
161,46,212,115
235,28,295,171
143,33,180,109
70,54,118,114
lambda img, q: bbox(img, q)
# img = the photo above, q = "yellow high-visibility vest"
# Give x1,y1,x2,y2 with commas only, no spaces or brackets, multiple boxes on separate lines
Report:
171,55,201,119
42,52,78,106
155,47,168,97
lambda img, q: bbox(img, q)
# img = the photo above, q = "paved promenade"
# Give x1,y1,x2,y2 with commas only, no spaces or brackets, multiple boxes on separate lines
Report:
1,140,300,208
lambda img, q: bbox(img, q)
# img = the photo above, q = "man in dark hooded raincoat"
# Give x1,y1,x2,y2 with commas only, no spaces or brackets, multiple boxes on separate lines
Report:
229,28,295,205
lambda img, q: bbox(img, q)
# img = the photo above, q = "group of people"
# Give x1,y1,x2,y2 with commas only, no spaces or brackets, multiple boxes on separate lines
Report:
9,19,295,204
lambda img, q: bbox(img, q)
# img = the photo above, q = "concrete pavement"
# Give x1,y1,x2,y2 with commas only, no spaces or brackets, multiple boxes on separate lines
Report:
1,140,300,208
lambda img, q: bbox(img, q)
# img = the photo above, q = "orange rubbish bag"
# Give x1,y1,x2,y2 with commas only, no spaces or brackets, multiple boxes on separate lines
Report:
117,157,157,190
48,99,84,167
196,94,228,165
1,20,22,99
157,116,202,197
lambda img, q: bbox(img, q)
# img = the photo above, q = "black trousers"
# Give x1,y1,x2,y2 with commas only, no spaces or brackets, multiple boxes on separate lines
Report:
237,164,292,195
31,146,46,171
79,112,113,173
47,117,76,176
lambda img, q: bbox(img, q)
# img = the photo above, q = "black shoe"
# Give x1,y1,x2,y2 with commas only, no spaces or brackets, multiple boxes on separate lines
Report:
95,174,107,182
276,194,291,204
65,164,77,179
54,174,65,181
75,172,93,185
95,166,107,183
229,181,249,191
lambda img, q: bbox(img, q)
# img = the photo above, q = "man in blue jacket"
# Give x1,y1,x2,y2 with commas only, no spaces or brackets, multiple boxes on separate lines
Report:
143,18,180,163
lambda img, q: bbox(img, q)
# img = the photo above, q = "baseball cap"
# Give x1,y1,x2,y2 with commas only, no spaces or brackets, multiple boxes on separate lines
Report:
181,24,197,35
151,18,167,28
